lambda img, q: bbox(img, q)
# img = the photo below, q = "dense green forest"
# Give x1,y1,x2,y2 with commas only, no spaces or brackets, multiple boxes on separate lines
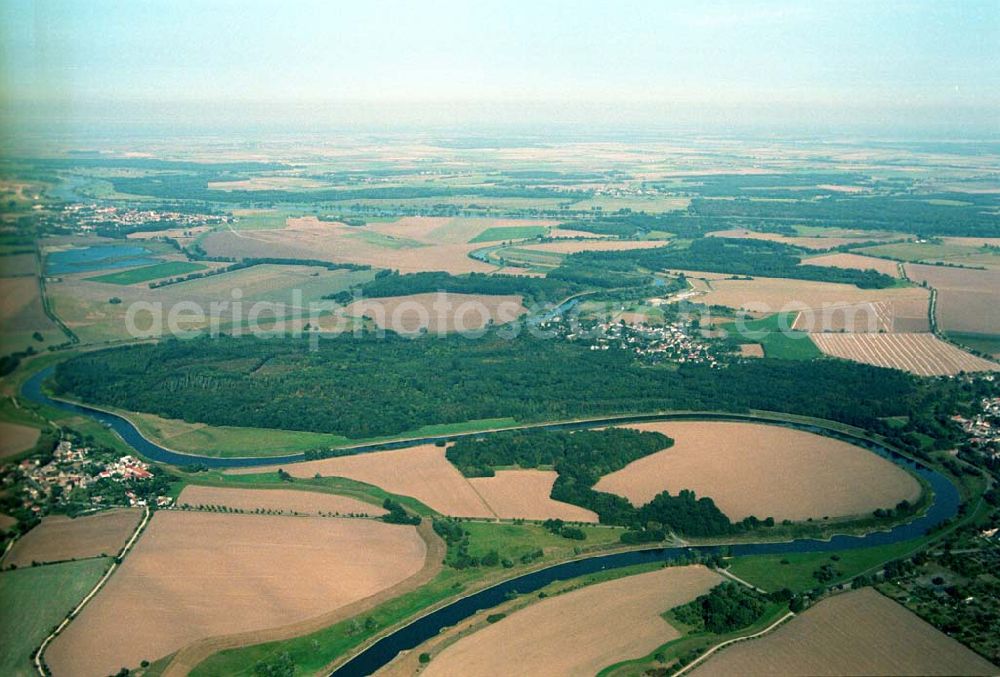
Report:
670,582,769,633
447,428,758,535
570,238,896,288
51,332,967,457
326,270,580,306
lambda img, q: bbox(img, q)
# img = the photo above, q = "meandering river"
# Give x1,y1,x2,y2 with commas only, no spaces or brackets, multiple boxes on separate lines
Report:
20,365,960,676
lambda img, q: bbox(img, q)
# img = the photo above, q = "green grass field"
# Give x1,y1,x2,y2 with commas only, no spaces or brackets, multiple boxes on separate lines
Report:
0,558,111,676
469,226,548,243
946,332,1000,357
86,261,207,285
462,521,625,562
856,241,1000,267
720,314,822,360
129,412,518,457
728,538,925,593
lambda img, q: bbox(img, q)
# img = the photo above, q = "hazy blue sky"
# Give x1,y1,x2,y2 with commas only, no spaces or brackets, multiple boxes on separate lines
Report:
1,0,998,134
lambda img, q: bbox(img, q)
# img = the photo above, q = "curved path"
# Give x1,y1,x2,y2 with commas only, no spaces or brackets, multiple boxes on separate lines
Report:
21,365,962,677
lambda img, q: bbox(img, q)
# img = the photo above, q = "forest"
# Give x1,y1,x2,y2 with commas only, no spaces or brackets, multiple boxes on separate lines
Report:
570,238,896,288
50,332,966,460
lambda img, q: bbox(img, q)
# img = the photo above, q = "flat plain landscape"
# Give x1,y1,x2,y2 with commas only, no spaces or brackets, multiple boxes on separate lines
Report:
594,422,921,521
811,332,998,376
691,588,998,676
421,565,723,677
802,252,902,277
904,263,1000,336
45,511,427,677
3,508,141,568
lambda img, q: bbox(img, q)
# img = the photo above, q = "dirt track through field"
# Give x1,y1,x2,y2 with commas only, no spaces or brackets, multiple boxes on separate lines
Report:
46,511,428,677
4,508,141,568
421,565,723,677
594,422,920,521
691,588,998,676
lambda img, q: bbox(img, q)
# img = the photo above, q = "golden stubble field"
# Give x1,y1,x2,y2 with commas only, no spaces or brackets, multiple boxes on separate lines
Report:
811,332,998,376
46,511,427,677
803,252,901,277
232,445,598,521
176,485,385,516
200,216,558,274
594,422,920,522
420,565,723,677
905,263,1000,336
691,588,998,676
468,470,598,522
3,508,141,568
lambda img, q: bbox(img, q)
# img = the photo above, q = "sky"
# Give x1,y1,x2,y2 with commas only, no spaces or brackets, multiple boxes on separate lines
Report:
1,0,998,136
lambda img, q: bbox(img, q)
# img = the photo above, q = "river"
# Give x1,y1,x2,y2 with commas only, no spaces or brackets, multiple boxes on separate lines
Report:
19,365,961,676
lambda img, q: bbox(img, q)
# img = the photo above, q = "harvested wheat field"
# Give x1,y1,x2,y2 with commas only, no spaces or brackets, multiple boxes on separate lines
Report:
811,333,997,376
905,264,1000,336
344,292,526,333
594,422,920,522
4,508,141,568
738,343,764,357
519,239,667,254
230,444,495,518
0,421,39,459
791,300,929,333
467,470,598,522
46,511,427,677
691,588,998,676
803,253,901,277
176,485,385,516
699,275,928,315
422,565,723,677
201,217,497,274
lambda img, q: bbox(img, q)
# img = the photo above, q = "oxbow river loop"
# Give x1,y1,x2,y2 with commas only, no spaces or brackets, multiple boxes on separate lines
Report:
21,365,960,676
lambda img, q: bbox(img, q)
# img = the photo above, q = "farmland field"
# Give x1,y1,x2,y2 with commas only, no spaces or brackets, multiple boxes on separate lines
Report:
468,225,548,243
791,300,930,333
199,216,516,274
4,508,141,568
231,444,495,517
697,275,929,325
803,252,901,277
904,263,1000,336
810,332,997,376
518,239,669,254
423,565,723,677
0,275,63,352
706,228,901,250
0,421,39,459
86,260,207,285
467,470,599,522
344,292,526,333
175,485,386,516
0,558,112,677
45,511,427,677
593,421,920,521
857,241,1000,268
691,588,998,676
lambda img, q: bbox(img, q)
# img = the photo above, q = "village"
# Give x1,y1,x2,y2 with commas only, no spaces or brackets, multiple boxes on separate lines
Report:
4,438,173,520
542,314,724,367
50,203,226,235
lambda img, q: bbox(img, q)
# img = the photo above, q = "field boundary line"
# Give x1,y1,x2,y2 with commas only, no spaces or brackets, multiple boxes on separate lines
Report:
672,610,795,677
34,505,151,677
